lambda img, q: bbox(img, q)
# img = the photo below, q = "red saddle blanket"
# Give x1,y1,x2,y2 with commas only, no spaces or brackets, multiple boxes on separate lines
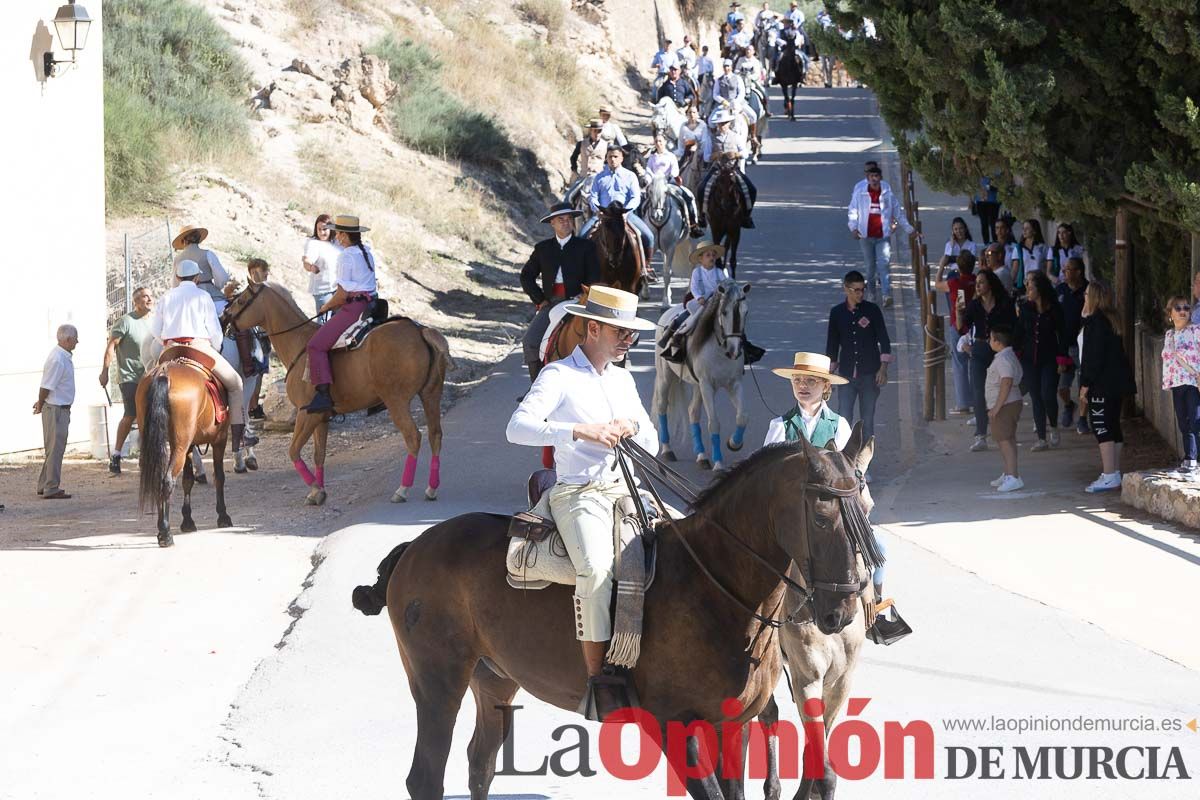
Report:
158,345,229,425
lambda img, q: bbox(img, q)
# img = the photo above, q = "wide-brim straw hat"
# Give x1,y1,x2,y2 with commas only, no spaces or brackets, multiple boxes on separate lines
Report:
772,352,849,385
598,105,612,114
710,109,735,124
587,118,603,129
689,240,726,265
563,285,656,331
172,224,208,251
540,202,583,224
328,214,370,233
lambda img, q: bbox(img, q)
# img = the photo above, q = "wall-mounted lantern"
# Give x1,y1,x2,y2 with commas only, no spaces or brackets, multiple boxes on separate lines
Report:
43,1,92,78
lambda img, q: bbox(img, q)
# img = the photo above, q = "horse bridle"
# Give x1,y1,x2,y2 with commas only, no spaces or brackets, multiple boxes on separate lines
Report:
222,282,324,377
713,288,746,358
615,439,874,630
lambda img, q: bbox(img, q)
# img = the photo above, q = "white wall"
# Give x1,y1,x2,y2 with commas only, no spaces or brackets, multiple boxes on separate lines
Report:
0,1,106,456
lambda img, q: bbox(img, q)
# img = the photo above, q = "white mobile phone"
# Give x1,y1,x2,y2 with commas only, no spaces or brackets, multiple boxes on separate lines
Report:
956,289,966,305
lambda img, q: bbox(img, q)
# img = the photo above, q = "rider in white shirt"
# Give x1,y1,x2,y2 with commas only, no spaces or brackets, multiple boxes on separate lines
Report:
152,260,253,451
597,106,628,148
645,133,703,237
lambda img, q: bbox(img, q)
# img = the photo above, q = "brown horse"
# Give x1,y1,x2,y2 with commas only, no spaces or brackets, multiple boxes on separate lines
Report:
137,360,232,547
707,159,750,279
352,427,877,800
590,202,646,295
223,281,452,505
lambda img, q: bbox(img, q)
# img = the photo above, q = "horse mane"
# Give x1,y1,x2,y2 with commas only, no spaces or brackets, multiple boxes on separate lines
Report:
690,285,725,344
262,280,314,323
692,441,806,513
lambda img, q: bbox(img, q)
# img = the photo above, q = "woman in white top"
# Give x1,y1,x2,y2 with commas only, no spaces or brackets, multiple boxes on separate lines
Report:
938,216,978,269
646,133,703,236
1044,222,1086,284
303,214,343,321
1015,218,1047,294
675,106,713,163
660,240,728,362
302,215,380,413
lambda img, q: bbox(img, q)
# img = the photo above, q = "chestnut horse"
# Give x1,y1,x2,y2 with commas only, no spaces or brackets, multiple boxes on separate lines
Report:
223,282,452,505
707,160,750,279
137,361,231,547
352,427,878,800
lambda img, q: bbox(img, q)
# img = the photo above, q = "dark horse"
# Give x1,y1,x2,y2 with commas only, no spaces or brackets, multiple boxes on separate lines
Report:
773,33,807,120
352,426,878,800
707,159,750,279
590,200,646,294
137,360,232,547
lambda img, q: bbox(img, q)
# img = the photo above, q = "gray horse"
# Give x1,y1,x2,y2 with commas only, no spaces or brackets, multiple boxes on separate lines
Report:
652,279,752,471
641,175,691,308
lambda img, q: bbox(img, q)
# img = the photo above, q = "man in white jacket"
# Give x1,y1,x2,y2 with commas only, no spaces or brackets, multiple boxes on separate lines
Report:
847,165,916,307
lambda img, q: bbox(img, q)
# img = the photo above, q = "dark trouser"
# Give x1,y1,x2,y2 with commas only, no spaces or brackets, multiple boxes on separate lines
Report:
976,201,1000,243
1088,392,1124,444
1023,359,1060,439
837,372,880,440
969,339,995,437
523,299,567,368
1172,384,1200,461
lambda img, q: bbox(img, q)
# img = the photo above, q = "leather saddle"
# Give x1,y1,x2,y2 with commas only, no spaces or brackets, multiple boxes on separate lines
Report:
158,344,228,424
332,298,416,352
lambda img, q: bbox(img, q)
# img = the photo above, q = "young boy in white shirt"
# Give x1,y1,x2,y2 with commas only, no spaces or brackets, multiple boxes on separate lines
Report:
987,324,1025,492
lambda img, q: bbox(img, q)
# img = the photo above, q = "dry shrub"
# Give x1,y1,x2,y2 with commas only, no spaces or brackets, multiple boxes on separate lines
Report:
515,0,566,37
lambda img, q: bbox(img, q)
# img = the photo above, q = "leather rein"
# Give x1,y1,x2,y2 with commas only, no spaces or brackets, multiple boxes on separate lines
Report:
614,439,870,630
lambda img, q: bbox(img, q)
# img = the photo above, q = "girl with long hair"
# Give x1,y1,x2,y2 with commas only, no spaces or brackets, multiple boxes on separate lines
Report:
1078,280,1137,492
957,268,1015,452
1017,271,1070,451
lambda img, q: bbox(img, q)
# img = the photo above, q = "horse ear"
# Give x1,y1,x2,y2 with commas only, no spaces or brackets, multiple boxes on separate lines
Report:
717,283,728,293
742,283,751,294
841,421,874,474
841,421,865,461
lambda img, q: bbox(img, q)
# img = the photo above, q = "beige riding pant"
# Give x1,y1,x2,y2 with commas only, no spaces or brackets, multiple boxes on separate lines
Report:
549,479,631,642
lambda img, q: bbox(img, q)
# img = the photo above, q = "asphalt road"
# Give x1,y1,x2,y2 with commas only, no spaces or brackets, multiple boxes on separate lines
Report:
6,88,1198,800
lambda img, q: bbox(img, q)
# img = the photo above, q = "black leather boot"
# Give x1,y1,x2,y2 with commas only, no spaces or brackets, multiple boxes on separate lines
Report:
303,384,334,413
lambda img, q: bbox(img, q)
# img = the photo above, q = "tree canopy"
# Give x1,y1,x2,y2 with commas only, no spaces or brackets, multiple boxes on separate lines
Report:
817,1,1200,231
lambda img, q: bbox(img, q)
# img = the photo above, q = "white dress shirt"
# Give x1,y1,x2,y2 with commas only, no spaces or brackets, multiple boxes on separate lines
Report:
763,402,851,449
40,345,76,406
151,281,224,349
507,346,659,484
336,243,379,294
675,122,713,161
690,265,729,300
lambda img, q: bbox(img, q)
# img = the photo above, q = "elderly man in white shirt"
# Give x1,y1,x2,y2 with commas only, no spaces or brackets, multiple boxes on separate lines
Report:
506,286,658,717
33,324,79,499
151,260,253,451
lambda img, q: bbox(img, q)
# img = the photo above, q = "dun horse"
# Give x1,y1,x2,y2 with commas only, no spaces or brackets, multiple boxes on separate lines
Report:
707,161,750,279
352,428,878,800
137,360,232,547
223,281,451,504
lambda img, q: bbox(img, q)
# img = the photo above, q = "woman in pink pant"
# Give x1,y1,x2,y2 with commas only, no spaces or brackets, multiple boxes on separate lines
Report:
303,215,378,413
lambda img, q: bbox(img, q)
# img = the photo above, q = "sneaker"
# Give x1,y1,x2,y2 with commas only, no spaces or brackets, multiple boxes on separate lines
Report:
1060,402,1075,428
1030,439,1049,452
969,435,988,452
990,473,1008,488
1075,417,1090,435
249,406,266,420
996,475,1025,493
109,455,121,475
1085,472,1122,493
1049,430,1061,448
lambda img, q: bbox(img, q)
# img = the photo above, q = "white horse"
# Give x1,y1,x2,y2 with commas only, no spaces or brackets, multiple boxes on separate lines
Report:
641,175,690,308
649,97,688,148
651,280,752,471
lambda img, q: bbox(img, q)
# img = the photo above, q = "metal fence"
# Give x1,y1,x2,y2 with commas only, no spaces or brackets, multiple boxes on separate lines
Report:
106,219,174,327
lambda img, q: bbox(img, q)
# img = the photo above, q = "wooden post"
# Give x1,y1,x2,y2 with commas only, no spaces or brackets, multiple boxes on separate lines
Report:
1192,232,1199,288
1114,207,1134,359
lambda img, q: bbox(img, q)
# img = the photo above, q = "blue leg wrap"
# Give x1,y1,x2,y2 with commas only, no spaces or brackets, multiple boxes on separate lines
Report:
710,433,724,464
732,424,746,447
691,423,705,454
658,414,670,444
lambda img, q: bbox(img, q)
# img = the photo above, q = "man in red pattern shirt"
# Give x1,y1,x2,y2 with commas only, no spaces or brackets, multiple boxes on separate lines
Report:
847,165,915,308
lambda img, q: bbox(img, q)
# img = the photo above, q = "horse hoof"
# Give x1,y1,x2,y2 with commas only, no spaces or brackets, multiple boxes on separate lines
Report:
234,466,248,474
180,520,197,534
663,449,677,462
195,475,208,485
727,437,744,452
305,488,327,506
246,457,258,471
713,461,726,472
157,532,174,548
425,486,438,501
218,515,233,528
391,487,409,503
697,456,711,469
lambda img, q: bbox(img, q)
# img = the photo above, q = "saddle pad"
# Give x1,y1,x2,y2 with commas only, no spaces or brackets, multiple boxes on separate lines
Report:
205,380,228,425
332,315,415,352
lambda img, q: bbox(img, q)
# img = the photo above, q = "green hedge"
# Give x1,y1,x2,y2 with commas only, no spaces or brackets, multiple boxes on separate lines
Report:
104,0,250,212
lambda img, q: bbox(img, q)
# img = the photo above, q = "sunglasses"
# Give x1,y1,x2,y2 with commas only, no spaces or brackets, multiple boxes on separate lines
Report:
846,286,866,294
1173,304,1192,313
603,324,639,342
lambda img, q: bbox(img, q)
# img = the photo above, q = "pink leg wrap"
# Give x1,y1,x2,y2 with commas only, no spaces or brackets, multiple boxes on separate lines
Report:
401,454,418,488
293,459,316,486
314,466,325,488
428,456,441,490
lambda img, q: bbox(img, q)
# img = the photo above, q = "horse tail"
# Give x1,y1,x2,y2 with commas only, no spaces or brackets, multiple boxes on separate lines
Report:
352,541,411,615
138,371,173,514
418,327,453,396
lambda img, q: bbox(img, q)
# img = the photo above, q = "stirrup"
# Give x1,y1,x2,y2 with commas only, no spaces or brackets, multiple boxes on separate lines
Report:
577,670,639,721
866,607,913,646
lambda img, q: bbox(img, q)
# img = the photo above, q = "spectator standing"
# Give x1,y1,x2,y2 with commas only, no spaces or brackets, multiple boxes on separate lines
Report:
971,177,1001,243
1078,280,1137,493
985,324,1024,492
1014,218,1047,293
826,270,892,449
1056,257,1090,433
847,165,915,307
957,269,1016,452
243,258,273,427
1016,271,1070,452
100,287,153,475
1162,295,1200,480
934,250,977,414
994,216,1019,282
1191,271,1200,326
303,214,341,322
1045,223,1086,284
980,242,1014,295
33,324,78,499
